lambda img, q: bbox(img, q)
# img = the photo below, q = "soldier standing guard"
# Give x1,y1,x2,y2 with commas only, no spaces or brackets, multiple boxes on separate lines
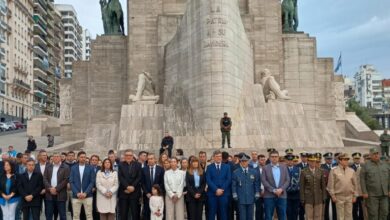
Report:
299,154,326,220
232,154,261,220
220,112,232,148
285,154,300,220
379,129,390,157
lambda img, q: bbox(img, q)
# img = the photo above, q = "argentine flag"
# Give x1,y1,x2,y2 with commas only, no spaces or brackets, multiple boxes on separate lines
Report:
334,53,342,73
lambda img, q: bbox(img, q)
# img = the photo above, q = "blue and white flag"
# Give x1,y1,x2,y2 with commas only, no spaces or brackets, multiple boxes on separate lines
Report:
334,53,342,73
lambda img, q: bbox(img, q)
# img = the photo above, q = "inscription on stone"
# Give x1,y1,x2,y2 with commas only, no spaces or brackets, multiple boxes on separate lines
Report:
203,4,229,48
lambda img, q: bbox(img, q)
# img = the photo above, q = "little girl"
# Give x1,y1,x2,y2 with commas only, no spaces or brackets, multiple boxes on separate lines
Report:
149,184,164,220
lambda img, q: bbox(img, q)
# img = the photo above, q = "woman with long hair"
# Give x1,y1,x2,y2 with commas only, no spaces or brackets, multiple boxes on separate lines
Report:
158,153,169,166
185,157,206,220
0,160,19,220
95,158,119,220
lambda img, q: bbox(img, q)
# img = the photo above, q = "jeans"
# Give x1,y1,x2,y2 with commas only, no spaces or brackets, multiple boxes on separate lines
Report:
45,200,67,220
264,198,287,220
1,201,18,220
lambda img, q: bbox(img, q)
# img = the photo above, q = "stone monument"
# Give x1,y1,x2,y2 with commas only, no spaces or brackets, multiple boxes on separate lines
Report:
64,0,377,155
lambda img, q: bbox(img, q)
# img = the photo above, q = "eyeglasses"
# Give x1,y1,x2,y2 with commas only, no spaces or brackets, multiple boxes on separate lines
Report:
340,158,349,161
125,154,133,157
270,156,279,158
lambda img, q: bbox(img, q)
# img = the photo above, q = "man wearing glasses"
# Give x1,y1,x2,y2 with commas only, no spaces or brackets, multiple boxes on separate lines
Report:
118,149,143,220
360,148,390,220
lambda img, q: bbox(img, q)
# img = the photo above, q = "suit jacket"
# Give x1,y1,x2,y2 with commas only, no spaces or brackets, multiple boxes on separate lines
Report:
18,171,44,207
205,163,231,197
142,165,165,196
297,162,308,170
232,167,260,204
118,161,142,199
185,171,206,202
299,167,326,205
69,164,96,198
261,163,290,198
34,162,50,176
43,163,70,201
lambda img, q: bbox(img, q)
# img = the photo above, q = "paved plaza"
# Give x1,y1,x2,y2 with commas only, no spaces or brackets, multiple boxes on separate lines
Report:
0,131,63,153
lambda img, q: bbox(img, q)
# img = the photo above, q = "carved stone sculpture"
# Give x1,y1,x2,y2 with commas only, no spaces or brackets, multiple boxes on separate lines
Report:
100,0,125,35
282,0,298,32
129,71,160,104
259,69,291,102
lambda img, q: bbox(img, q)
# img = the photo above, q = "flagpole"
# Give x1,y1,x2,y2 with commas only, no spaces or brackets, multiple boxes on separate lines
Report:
340,52,343,75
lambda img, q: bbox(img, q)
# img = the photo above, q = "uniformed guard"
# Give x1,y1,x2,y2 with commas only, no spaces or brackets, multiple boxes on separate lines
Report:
297,152,309,220
299,153,326,220
220,112,232,148
351,152,364,220
315,152,322,168
293,155,300,166
360,148,390,220
322,152,337,220
285,154,300,220
379,129,390,157
285,148,294,155
232,154,261,220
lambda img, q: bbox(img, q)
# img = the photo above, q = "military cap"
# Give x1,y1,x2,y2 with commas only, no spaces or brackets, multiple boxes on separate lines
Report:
240,154,250,161
352,152,362,159
300,152,308,157
285,154,295,161
285,148,294,155
334,152,341,158
338,153,350,160
293,155,299,162
267,148,276,153
323,152,333,159
369,148,379,154
307,153,317,162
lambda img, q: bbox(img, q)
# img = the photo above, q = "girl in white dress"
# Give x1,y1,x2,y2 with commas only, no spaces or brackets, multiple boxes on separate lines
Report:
149,184,164,220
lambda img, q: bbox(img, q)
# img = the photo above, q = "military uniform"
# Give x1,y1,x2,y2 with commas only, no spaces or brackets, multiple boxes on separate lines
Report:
220,113,232,148
321,153,337,220
380,132,390,157
232,157,260,220
360,152,390,220
286,162,301,220
351,152,364,220
299,160,327,220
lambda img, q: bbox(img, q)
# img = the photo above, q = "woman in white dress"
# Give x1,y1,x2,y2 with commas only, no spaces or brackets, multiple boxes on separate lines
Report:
95,158,119,220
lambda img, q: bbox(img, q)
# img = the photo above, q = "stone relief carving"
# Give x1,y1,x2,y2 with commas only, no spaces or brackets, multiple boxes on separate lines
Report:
259,69,291,102
129,71,160,103
60,82,72,122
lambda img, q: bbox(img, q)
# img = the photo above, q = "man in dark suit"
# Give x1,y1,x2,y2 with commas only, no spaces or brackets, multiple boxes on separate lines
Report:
89,155,101,220
160,131,174,157
321,152,337,220
142,153,165,219
296,152,308,220
205,150,232,220
43,152,70,220
69,151,96,220
118,149,143,220
18,158,44,220
261,150,290,220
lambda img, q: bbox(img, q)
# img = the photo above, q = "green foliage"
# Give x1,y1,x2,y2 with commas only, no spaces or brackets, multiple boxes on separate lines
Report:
346,99,381,130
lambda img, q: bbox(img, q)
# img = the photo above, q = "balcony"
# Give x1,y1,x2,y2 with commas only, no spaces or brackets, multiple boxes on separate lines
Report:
0,48,5,56
0,5,6,16
34,44,48,57
0,34,5,43
0,68,5,81
13,79,31,92
34,0,47,15
34,77,47,88
34,34,46,45
33,23,47,36
34,89,47,99
0,20,6,30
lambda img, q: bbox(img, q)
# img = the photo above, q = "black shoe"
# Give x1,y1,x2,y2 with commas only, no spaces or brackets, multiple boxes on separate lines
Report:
228,146,232,148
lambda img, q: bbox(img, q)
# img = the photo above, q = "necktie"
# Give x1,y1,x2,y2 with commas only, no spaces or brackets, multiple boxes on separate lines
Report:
217,164,220,173
150,167,154,183
244,169,247,175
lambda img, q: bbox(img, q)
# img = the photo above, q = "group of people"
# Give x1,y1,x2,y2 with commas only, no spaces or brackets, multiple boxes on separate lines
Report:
0,144,389,220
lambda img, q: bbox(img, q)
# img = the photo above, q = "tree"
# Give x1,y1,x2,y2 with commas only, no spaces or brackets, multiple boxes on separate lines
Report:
346,99,381,130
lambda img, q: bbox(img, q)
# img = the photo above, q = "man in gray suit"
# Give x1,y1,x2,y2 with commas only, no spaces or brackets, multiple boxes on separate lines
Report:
261,150,290,220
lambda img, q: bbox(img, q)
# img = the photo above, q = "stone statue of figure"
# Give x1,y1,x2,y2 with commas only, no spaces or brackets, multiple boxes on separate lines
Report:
129,71,160,103
100,0,125,35
282,0,298,32
259,69,291,102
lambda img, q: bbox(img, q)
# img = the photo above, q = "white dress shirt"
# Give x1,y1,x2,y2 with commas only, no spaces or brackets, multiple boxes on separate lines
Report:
40,163,46,174
51,163,60,187
79,164,85,192
164,169,185,198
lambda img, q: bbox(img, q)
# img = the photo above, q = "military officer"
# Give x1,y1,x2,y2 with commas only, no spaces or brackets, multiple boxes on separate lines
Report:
322,152,337,220
321,152,334,170
285,154,300,220
293,155,300,166
379,129,390,157
350,152,364,220
285,148,294,155
232,154,261,220
360,148,390,220
299,154,327,220
315,153,322,168
297,152,309,220
327,153,358,220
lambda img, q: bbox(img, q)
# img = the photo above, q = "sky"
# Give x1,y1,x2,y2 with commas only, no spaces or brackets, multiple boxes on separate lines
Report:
56,0,390,78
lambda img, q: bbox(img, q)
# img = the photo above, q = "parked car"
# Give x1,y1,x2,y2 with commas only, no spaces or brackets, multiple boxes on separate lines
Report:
6,122,16,130
11,121,24,129
0,122,11,131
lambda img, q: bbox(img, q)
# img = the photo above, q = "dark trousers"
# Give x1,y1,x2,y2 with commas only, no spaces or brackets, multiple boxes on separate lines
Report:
221,131,231,148
207,195,229,220
93,192,100,220
188,200,203,220
298,202,305,220
286,198,300,220
229,197,237,220
264,198,287,220
353,196,364,220
255,198,264,220
22,206,40,220
142,196,151,220
324,197,337,220
45,200,66,220
119,198,139,220
239,204,254,220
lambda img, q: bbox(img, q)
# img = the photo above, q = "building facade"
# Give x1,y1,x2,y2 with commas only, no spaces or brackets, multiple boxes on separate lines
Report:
354,64,383,110
55,4,82,78
81,28,91,61
0,0,34,123
32,0,64,117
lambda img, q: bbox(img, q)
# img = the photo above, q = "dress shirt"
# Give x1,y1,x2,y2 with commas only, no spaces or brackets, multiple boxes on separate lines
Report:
259,166,264,192
51,163,60,187
79,164,85,193
40,163,46,174
250,160,258,168
271,163,281,188
242,167,248,174
193,170,200,187
215,163,221,171
164,168,185,198
354,164,360,169
149,165,156,183
28,172,33,180
302,163,307,168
